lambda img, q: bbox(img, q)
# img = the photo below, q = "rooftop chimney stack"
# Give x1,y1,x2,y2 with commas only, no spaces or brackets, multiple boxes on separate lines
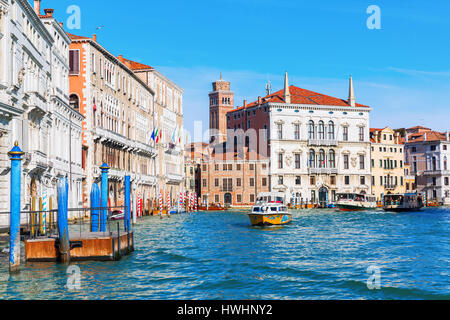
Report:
424,133,427,141
258,97,262,105
93,34,97,42
44,8,54,17
34,0,41,15
243,100,247,107
284,72,291,104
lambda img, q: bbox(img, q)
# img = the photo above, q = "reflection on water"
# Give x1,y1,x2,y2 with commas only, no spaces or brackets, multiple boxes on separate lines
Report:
0,208,449,300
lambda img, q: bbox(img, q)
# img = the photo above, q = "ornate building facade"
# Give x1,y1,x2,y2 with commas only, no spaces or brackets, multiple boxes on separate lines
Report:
224,74,373,205
68,34,158,210
0,0,83,223
369,127,406,201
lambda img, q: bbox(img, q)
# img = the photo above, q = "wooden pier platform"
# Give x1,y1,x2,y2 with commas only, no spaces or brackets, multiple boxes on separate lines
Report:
24,231,134,262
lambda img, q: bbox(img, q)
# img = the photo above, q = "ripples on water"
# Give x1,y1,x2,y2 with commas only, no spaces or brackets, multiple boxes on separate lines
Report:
0,208,449,300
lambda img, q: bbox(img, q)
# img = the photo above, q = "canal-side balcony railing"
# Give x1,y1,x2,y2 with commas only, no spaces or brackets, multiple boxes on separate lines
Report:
94,127,129,148
166,173,183,184
133,140,157,157
308,139,338,147
384,184,397,190
423,170,450,176
308,168,338,175
138,174,158,186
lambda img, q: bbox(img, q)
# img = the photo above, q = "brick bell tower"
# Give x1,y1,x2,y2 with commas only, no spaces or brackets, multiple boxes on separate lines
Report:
209,74,234,144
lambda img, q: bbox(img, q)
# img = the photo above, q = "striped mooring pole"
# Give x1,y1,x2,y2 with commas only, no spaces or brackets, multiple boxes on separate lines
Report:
57,177,70,264
8,141,24,273
90,183,100,232
124,176,131,232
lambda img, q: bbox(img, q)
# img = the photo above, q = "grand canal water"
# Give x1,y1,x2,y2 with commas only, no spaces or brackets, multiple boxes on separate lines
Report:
0,208,449,300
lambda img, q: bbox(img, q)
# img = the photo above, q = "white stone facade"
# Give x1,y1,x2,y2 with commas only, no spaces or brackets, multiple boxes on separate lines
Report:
0,0,83,227
269,103,372,204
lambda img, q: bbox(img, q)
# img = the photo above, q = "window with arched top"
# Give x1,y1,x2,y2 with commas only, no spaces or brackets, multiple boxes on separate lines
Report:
328,121,335,140
318,149,326,168
318,121,325,140
309,149,316,168
69,94,79,110
329,150,336,168
308,121,315,139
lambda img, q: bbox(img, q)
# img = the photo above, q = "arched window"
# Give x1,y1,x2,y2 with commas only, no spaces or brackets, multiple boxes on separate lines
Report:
69,94,79,111
329,149,336,168
308,121,315,139
318,121,325,140
318,149,326,168
328,121,335,140
309,149,316,168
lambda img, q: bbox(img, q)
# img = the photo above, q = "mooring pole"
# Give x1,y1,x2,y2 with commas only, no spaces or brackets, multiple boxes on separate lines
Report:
57,178,70,264
124,176,131,232
100,163,110,232
90,183,100,232
8,142,24,273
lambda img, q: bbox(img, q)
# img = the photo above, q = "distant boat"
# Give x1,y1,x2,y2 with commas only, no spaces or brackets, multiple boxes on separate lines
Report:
336,193,377,211
383,193,424,212
198,205,227,211
248,192,292,226
110,210,124,221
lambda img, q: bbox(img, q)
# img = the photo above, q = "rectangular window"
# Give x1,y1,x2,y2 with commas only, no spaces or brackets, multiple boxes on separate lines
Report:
360,155,365,170
277,124,283,139
330,176,336,185
69,50,80,75
262,178,267,187
249,178,255,187
214,179,219,187
215,195,220,203
250,194,255,203
202,179,207,187
237,194,242,203
236,164,241,171
294,124,300,140
343,126,349,141
295,176,301,185
228,164,233,171
236,178,242,187
278,176,284,185
359,127,365,142
278,153,283,169
345,176,350,185
344,155,349,170
249,163,255,171
295,154,301,169
360,176,365,185
310,176,315,185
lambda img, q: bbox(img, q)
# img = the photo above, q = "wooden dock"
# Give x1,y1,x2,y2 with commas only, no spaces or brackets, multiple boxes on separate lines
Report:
24,231,134,262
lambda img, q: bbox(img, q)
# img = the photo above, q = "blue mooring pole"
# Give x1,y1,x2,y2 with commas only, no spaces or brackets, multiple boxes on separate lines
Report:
8,141,24,273
100,163,110,232
57,178,70,264
90,183,100,232
124,176,131,232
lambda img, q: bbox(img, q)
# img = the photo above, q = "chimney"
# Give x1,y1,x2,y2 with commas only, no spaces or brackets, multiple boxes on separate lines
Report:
93,34,97,42
34,0,41,15
424,133,427,141
374,130,379,143
284,72,291,104
44,8,54,17
243,100,247,107
258,96,262,105
348,75,356,107
59,22,64,28
395,132,400,144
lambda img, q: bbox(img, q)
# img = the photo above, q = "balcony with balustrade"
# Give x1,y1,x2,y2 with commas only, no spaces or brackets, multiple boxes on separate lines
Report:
307,139,338,147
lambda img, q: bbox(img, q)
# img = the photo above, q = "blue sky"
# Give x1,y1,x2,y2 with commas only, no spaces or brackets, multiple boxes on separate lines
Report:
39,0,450,134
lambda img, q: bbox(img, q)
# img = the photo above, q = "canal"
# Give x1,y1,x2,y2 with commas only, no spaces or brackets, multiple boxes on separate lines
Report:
0,208,449,300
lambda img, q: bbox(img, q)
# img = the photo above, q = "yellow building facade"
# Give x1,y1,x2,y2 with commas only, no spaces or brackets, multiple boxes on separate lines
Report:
370,127,406,201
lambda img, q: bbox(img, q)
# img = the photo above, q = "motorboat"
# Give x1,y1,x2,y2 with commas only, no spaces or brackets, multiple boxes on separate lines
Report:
248,192,292,226
336,193,377,211
383,193,424,212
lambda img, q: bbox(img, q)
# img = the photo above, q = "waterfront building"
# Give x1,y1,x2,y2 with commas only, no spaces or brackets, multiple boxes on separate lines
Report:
223,74,372,205
369,127,405,201
68,34,158,210
198,147,270,207
184,142,206,196
404,163,416,193
117,56,185,204
0,0,82,221
404,126,450,204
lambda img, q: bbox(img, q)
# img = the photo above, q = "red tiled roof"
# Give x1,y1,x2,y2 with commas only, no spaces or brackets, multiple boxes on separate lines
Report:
67,33,91,40
117,56,153,71
407,131,448,143
407,126,431,131
228,85,369,114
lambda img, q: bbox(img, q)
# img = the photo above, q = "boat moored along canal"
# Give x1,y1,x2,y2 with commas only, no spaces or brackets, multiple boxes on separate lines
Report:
248,192,292,226
336,193,377,211
383,193,424,212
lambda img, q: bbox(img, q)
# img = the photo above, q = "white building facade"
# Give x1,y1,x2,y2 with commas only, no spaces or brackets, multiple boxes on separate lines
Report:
0,0,83,224
226,74,372,205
